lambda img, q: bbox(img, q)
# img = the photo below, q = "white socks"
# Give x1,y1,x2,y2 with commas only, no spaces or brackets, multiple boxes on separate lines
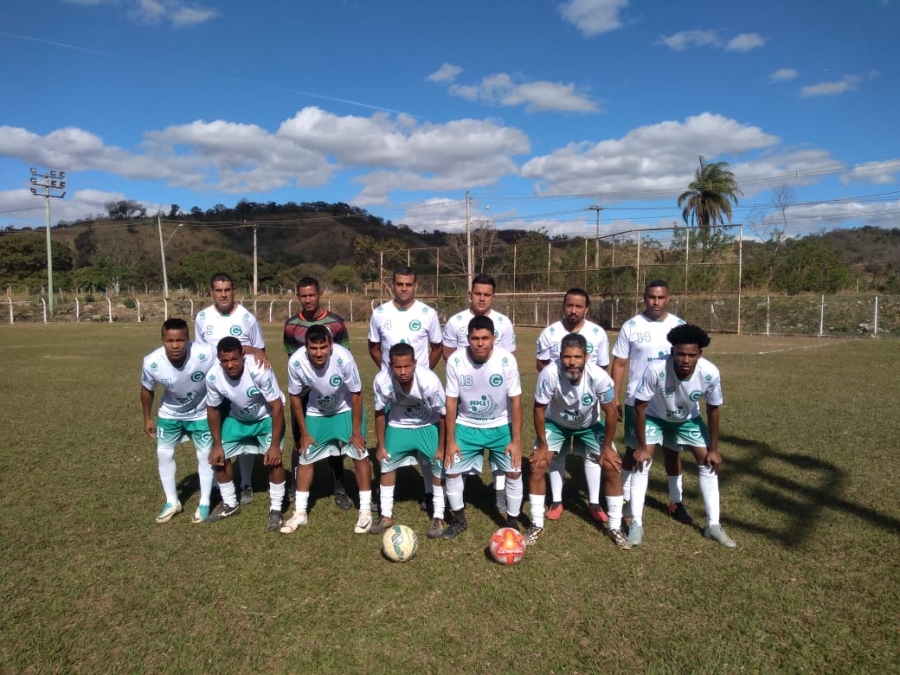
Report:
529,494,545,529
359,490,372,513
698,465,720,525
505,475,523,518
432,483,446,520
269,481,285,511
219,479,238,508
196,449,214,505
584,457,602,505
157,446,177,504
668,474,684,504
629,460,652,526
445,475,465,512
380,484,395,519
549,453,566,502
295,491,309,513
606,495,624,531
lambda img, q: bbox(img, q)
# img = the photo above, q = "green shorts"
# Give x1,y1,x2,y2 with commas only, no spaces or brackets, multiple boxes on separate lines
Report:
299,409,368,465
381,424,442,475
156,417,213,453
221,416,282,458
446,424,515,476
539,419,613,458
644,415,710,450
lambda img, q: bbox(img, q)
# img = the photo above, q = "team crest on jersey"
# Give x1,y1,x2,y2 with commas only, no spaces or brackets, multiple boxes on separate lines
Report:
501,357,508,365
198,353,207,361
317,394,337,409
404,402,428,419
337,357,344,366
247,386,260,398
581,393,594,406
330,375,343,387
292,360,300,369
151,362,158,370
208,374,216,382
489,374,504,387
705,374,712,382
409,319,422,331
191,371,204,382
230,326,243,336
689,390,703,401
586,343,594,353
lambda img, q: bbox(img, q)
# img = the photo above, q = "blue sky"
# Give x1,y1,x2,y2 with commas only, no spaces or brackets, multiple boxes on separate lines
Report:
1,0,898,242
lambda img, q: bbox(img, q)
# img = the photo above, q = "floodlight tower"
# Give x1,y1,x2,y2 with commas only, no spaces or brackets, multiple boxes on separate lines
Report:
29,167,67,314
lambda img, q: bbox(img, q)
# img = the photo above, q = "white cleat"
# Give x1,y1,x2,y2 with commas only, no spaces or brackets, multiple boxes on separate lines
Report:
279,510,308,534
354,509,373,534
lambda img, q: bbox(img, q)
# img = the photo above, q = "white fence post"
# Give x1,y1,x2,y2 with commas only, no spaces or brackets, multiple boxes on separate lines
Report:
818,295,825,336
349,300,353,323
41,298,47,323
76,297,80,322
107,296,113,323
189,299,194,319
7,294,12,325
268,300,275,323
164,298,169,321
766,296,771,336
873,295,879,337
288,299,294,317
136,299,141,323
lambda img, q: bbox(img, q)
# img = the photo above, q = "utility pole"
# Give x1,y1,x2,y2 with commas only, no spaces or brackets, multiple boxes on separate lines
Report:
29,167,67,315
244,220,259,296
157,216,183,299
588,202,602,269
465,191,473,290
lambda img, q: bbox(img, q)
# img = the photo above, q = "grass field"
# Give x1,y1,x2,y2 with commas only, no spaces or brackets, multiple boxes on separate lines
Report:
2,323,899,674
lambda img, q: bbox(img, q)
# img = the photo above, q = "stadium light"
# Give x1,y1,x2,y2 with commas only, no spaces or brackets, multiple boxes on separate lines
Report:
28,167,68,315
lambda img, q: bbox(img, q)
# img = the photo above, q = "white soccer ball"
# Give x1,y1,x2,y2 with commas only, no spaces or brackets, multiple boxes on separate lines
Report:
382,524,419,562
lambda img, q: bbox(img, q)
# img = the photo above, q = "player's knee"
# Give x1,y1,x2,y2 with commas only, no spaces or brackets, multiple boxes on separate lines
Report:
601,453,622,473
506,471,521,480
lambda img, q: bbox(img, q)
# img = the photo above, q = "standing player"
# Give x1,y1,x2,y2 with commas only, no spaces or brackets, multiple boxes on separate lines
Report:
283,276,353,511
535,288,611,523
442,315,523,539
281,326,373,534
368,265,443,510
611,279,689,529
442,273,516,516
205,337,287,532
140,319,217,523
370,343,447,539
631,324,736,548
526,334,630,549
195,272,267,506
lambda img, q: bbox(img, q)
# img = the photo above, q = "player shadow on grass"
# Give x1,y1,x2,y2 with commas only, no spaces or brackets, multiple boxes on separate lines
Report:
718,434,900,548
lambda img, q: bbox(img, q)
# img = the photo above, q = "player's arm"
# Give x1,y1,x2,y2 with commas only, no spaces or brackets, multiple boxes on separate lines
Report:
428,342,442,369
597,397,621,474
207,404,226,467
704,403,722,473
505,394,523,470
263,397,285,467
368,340,382,368
140,386,156,438
610,355,628,421
441,343,456,361
633,398,652,469
242,345,270,369
536,358,550,372
349,390,367,453
436,414,446,466
290,392,315,455
444,396,459,469
374,407,388,463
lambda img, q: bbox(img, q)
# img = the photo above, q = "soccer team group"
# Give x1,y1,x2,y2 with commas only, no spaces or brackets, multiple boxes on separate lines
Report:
140,267,737,551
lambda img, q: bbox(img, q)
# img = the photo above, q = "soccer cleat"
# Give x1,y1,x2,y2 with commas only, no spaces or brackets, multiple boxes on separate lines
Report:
588,503,609,524
155,501,182,523
546,502,564,520
427,518,444,539
668,502,693,524
704,524,737,548
191,504,210,524
440,521,468,540
354,509,373,534
266,510,283,532
626,523,644,547
334,488,353,511
608,528,632,550
207,502,241,523
523,526,544,545
279,509,308,533
505,514,519,531
240,487,254,506
369,515,395,535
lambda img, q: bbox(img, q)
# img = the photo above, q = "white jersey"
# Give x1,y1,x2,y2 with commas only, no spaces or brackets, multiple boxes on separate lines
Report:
613,312,685,405
535,360,615,430
442,308,516,353
373,365,446,428
536,320,609,368
206,356,283,422
141,342,217,421
636,355,723,422
445,346,521,429
287,344,362,417
195,303,265,349
368,299,442,370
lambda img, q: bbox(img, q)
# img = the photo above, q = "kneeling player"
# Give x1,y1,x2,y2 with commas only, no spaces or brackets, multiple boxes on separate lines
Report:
281,326,373,534
630,324,736,548
370,343,447,539
527,333,630,549
140,318,217,523
206,337,287,531
442,315,523,539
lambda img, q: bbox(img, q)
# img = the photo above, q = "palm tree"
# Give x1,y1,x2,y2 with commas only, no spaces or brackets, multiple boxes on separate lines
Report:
677,156,743,240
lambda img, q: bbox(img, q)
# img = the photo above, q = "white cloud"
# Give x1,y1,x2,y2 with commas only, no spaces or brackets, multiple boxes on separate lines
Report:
841,159,900,185
0,187,146,225
65,0,219,26
658,30,720,51
520,112,780,197
801,75,860,97
170,6,217,26
443,72,599,113
725,32,766,52
559,0,628,36
426,63,463,83
770,68,798,82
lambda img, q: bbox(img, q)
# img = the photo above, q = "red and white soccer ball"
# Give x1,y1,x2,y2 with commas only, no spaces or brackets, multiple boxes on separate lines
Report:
489,527,526,565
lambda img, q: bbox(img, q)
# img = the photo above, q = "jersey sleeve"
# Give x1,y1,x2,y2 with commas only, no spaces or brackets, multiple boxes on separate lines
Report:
373,373,390,412
205,373,225,408
367,313,380,344
140,358,157,391
445,357,460,398
534,366,556,405
287,355,308,396
333,322,351,349
253,364,283,403
283,319,299,355
594,330,610,368
634,367,659,403
704,368,724,406
501,322,517,353
343,355,363,394
505,354,522,398
611,324,631,360
247,317,266,349
441,316,459,348
597,380,615,405
535,329,552,361
427,311,442,344
430,377,447,416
